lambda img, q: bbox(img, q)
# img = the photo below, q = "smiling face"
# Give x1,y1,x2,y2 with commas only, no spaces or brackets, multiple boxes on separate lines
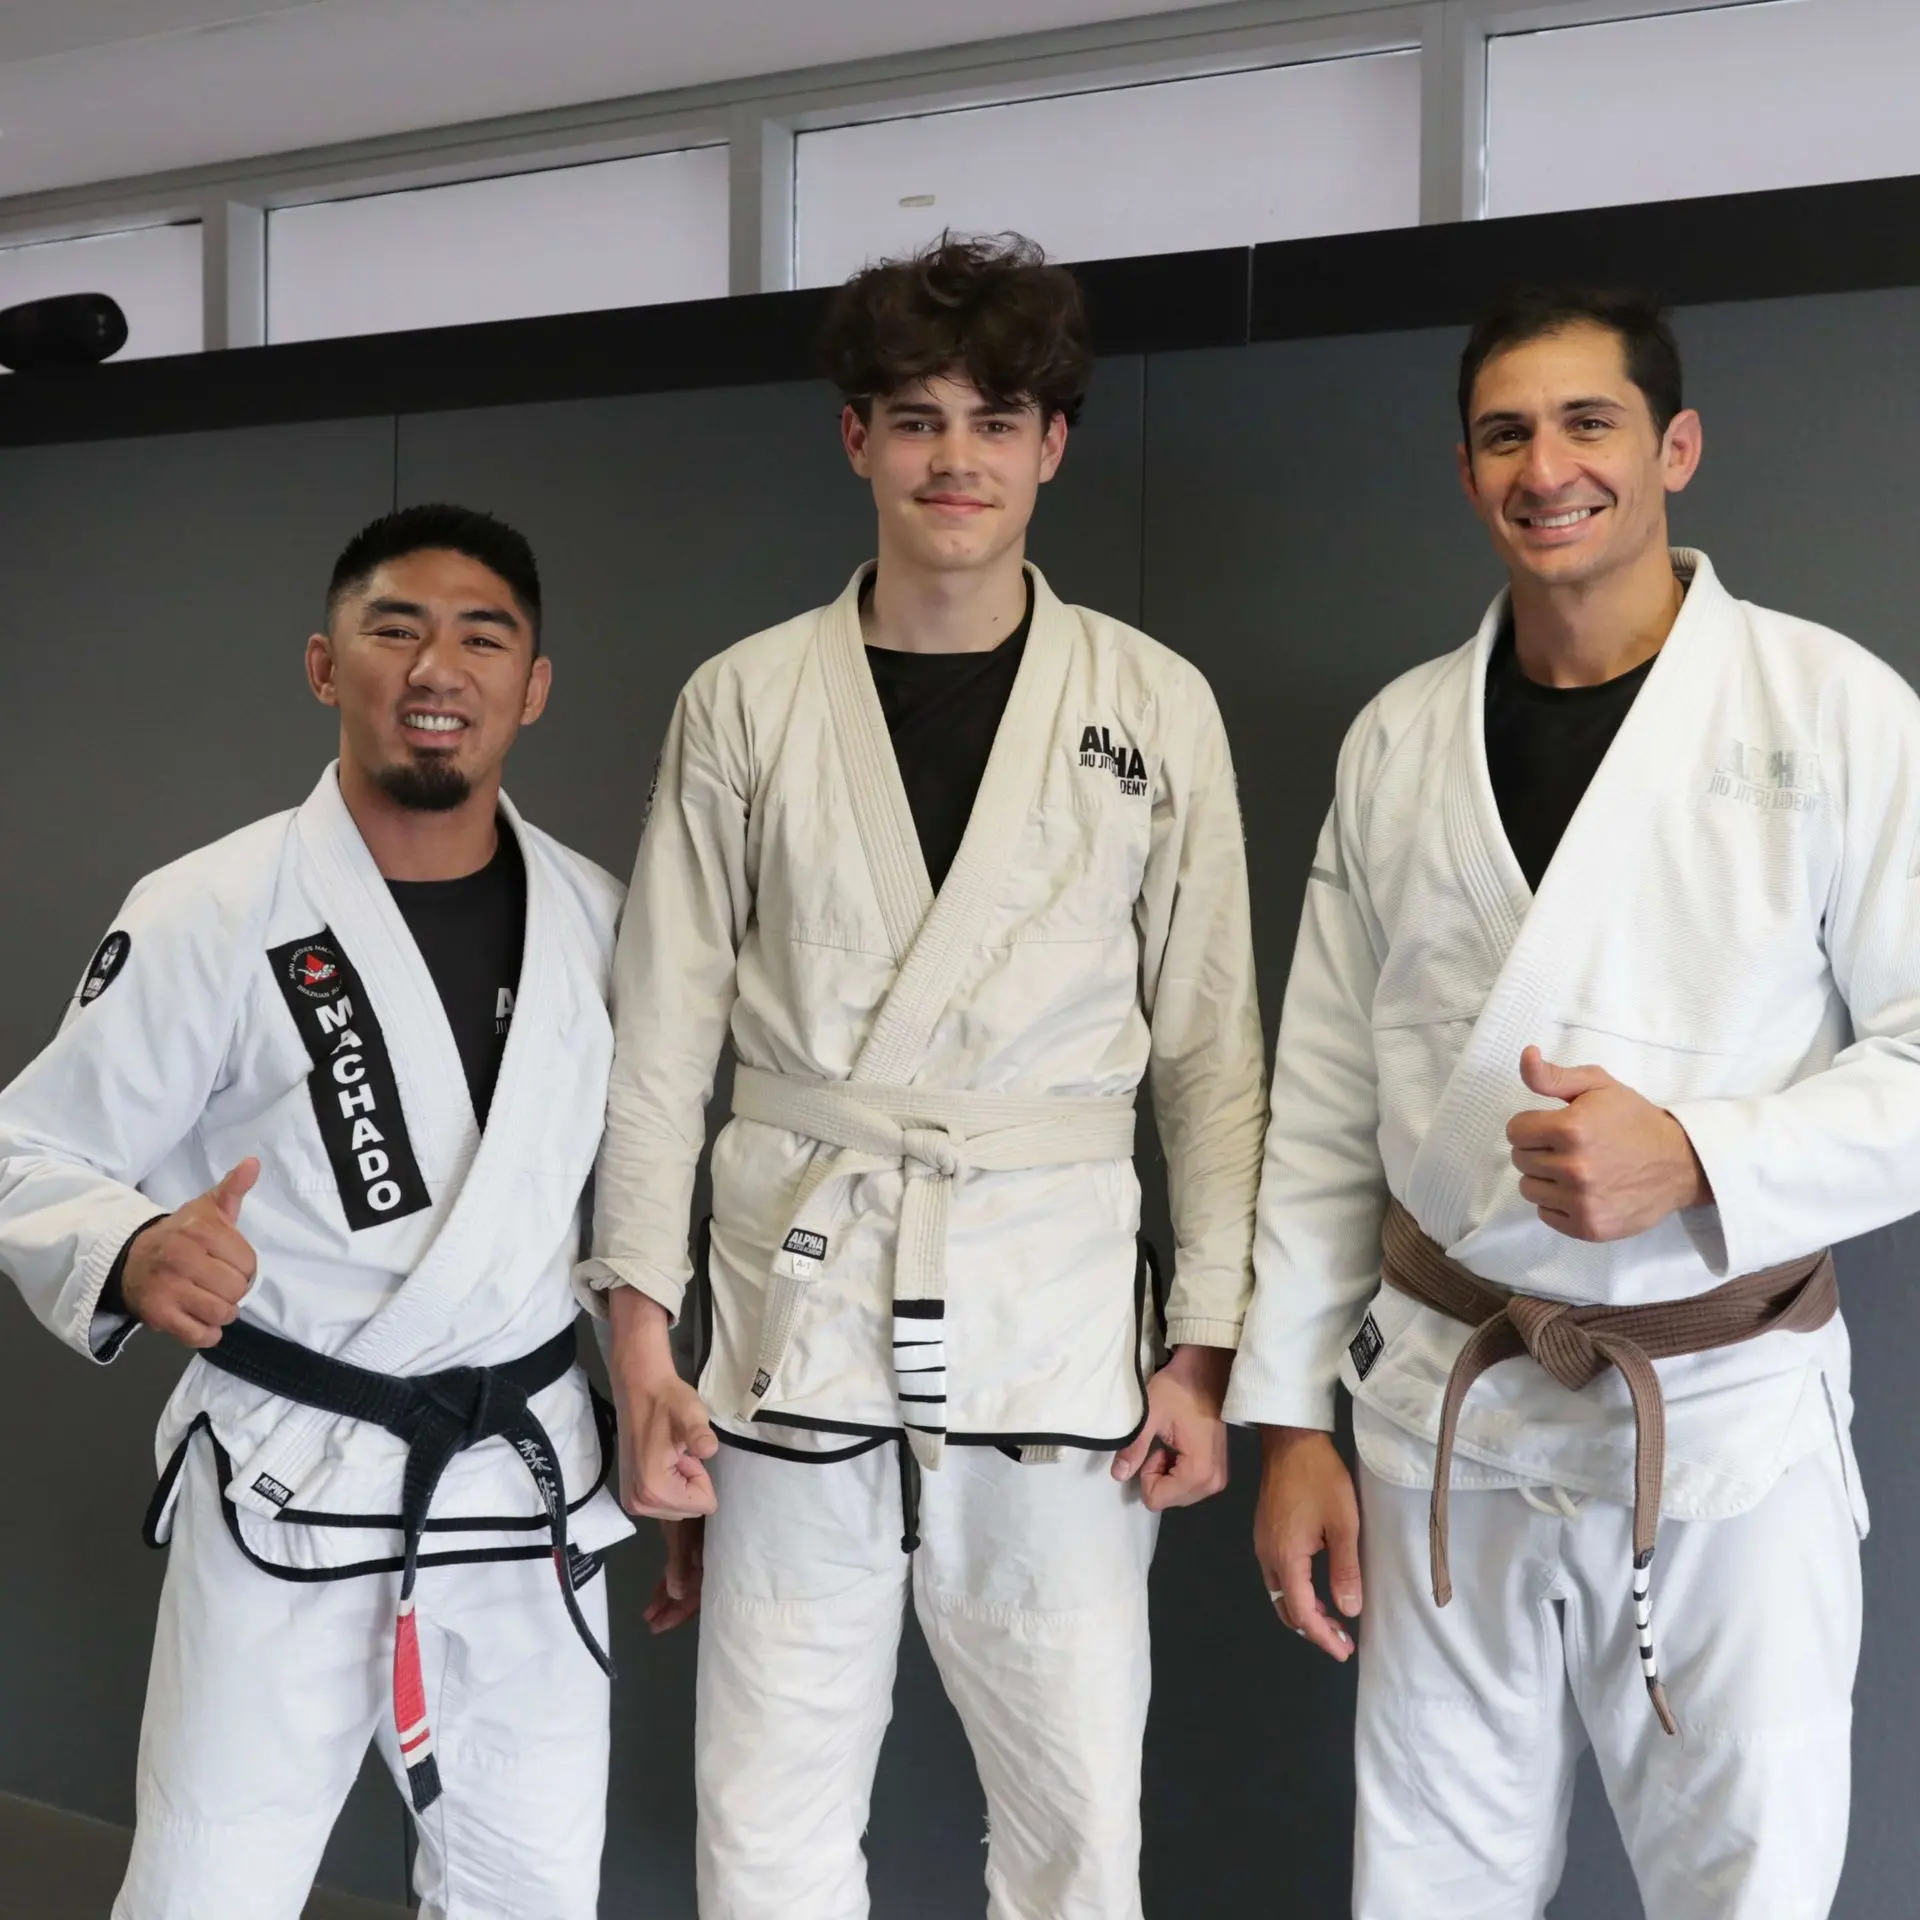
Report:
305,546,549,813
842,372,1067,580
1458,320,1701,594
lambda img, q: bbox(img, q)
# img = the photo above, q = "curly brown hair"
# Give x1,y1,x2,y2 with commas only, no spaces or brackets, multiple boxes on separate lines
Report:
818,231,1093,427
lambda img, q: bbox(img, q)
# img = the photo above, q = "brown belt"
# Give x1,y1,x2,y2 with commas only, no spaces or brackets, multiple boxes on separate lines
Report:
1379,1198,1837,1735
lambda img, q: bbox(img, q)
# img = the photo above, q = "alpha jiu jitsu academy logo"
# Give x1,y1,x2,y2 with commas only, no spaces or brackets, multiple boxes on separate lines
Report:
268,928,431,1233
1077,724,1149,797
1707,739,1823,816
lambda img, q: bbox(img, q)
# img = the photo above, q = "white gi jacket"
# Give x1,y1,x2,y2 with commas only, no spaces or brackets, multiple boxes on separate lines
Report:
0,767,633,1573
1226,552,1920,1527
585,564,1267,1456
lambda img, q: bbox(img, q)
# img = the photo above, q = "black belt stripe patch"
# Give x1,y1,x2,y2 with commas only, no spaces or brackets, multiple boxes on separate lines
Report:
268,929,431,1232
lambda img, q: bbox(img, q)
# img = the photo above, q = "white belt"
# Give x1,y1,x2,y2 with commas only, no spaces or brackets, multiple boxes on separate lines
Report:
730,1066,1137,1468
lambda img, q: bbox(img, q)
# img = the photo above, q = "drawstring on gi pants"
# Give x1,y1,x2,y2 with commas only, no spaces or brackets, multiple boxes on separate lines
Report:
895,1434,922,1554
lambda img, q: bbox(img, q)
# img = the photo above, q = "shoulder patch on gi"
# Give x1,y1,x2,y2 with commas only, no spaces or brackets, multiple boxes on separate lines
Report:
78,930,132,1006
1349,1311,1385,1382
267,929,432,1233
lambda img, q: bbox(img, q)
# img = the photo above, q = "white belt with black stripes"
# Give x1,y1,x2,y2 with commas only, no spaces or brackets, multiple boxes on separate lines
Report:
729,1066,1137,1469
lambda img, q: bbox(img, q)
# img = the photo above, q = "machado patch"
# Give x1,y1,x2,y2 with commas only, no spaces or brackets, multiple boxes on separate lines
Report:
268,929,431,1232
1349,1311,1385,1381
79,930,132,1006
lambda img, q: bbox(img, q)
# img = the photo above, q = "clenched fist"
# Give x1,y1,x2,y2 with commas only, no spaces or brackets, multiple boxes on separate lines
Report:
121,1158,260,1349
608,1286,719,1520
1507,1047,1711,1241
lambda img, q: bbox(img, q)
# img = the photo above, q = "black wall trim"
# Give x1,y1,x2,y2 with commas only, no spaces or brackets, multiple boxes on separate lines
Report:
0,172,1915,449
1252,172,1920,342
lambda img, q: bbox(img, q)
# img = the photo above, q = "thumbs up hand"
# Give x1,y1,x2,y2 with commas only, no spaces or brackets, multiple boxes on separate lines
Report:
120,1158,261,1349
1506,1047,1711,1242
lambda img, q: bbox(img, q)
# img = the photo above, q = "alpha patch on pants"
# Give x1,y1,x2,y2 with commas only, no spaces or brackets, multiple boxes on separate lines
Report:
268,929,430,1232
1349,1312,1385,1381
78,930,131,1006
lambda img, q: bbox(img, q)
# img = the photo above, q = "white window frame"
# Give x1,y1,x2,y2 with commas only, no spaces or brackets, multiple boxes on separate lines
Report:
0,1,1786,350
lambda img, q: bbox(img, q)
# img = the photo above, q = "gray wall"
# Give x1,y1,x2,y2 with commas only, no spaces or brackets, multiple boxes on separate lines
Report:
1,287,1917,1915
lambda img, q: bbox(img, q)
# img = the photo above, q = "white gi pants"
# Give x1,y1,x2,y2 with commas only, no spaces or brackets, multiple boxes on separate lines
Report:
697,1438,1159,1920
1352,1446,1862,1920
113,1447,610,1920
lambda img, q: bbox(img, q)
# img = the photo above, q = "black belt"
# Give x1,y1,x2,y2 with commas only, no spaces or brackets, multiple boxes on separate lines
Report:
203,1318,613,1809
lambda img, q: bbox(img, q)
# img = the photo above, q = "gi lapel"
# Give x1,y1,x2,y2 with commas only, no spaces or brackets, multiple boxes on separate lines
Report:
1403,552,1733,1245
820,563,1075,1085
229,774,574,1513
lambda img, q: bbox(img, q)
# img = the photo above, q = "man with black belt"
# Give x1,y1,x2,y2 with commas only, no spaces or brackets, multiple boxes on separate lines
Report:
583,234,1268,1919
1229,286,1920,1916
0,504,629,1919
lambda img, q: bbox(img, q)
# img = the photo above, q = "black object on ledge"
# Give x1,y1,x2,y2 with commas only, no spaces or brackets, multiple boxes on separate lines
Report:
0,292,129,372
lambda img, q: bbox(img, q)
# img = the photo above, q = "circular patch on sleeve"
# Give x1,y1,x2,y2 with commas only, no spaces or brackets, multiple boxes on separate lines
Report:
79,930,132,1006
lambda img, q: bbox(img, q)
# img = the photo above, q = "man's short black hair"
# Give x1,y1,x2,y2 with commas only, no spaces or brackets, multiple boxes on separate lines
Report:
1458,285,1684,445
326,503,543,652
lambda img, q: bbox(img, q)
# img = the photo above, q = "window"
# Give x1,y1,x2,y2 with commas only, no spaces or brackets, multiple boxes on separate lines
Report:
1486,0,1920,218
794,52,1421,286
0,223,203,362
266,146,731,343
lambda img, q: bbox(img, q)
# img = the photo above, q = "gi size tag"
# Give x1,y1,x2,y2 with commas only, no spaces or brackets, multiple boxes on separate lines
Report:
567,1547,604,1588
252,1473,293,1508
779,1226,827,1278
1349,1312,1385,1381
268,929,431,1233
78,930,131,1006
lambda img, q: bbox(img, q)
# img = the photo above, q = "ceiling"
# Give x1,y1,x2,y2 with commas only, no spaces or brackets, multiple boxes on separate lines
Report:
0,0,1242,202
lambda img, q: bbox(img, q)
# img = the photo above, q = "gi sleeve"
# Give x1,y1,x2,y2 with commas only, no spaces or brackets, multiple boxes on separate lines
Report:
1136,671,1268,1350
0,876,246,1362
1223,731,1391,1430
1670,664,1920,1276
581,663,750,1320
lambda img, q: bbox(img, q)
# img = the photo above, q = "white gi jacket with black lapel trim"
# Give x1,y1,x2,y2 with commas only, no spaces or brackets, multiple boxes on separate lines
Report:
0,766,634,1575
1228,551,1920,1533
585,563,1269,1457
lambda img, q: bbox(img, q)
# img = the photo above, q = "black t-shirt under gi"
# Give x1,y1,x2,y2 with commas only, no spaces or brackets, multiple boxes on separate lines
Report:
1483,614,1658,892
863,578,1035,890
386,825,527,1127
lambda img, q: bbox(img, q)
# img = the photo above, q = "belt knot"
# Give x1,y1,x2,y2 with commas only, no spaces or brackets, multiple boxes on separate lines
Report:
901,1125,965,1180
1506,1295,1608,1392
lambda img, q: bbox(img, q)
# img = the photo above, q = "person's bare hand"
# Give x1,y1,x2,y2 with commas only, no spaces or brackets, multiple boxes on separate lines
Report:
643,1517,705,1634
1253,1426,1360,1662
1113,1343,1232,1511
1507,1045,1711,1242
608,1286,719,1519
120,1159,259,1350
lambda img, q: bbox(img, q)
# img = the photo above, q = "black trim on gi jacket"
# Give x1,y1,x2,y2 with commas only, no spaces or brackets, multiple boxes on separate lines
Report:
144,1388,616,1581
9,173,1920,449
728,1237,1167,1462
267,928,431,1233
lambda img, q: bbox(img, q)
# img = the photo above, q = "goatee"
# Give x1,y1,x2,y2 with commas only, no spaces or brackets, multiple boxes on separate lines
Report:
375,757,472,813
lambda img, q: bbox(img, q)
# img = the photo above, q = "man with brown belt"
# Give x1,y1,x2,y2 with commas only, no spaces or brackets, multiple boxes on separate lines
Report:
1225,285,1920,1918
